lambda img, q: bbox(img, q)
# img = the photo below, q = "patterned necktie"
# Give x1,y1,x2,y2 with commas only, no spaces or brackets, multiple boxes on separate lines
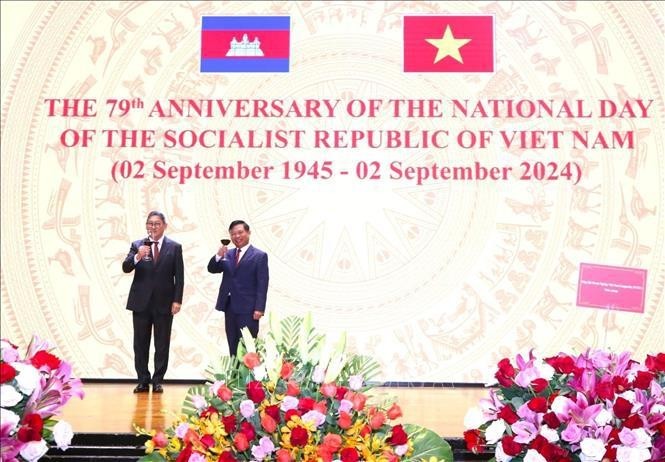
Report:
153,241,160,263
235,248,241,266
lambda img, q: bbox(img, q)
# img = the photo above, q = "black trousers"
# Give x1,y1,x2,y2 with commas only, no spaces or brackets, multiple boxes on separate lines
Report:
132,307,173,385
225,312,259,357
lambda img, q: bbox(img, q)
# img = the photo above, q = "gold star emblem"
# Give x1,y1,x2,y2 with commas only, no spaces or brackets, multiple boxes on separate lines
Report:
425,25,471,64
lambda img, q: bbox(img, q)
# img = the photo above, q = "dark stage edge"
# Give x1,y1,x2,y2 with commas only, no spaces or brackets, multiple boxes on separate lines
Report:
45,433,491,461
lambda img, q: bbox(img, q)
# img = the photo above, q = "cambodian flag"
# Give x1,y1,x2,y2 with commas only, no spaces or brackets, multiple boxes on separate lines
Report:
404,15,494,72
201,16,290,72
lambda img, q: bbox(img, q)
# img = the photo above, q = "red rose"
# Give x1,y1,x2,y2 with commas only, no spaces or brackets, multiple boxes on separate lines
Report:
298,397,315,411
388,424,408,446
603,446,617,461
646,353,665,372
217,384,233,401
280,361,294,379
527,397,548,413
495,358,516,387
201,434,215,448
530,378,548,393
529,435,552,460
275,449,292,462
359,424,371,438
633,371,654,390
613,376,629,393
290,426,309,447
30,350,61,370
239,421,256,441
261,413,277,433
246,381,265,403
370,411,386,430
284,409,301,423
243,352,261,369
463,429,484,454
386,403,403,420
340,447,360,462
176,444,193,462
542,412,561,429
265,404,280,421
338,411,352,429
497,405,519,425
218,451,237,462
320,383,337,398
322,433,342,451
17,413,44,442
286,380,300,396
501,436,523,456
613,397,633,419
233,433,249,452
335,386,348,401
0,362,17,383
623,414,644,429
596,380,614,400
544,354,575,374
222,414,236,433
200,406,218,418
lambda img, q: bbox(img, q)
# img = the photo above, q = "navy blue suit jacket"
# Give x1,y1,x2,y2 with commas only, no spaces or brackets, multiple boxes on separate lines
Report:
122,236,184,314
207,245,269,314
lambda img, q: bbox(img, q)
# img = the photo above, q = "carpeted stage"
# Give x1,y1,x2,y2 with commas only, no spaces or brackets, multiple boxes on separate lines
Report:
46,382,491,461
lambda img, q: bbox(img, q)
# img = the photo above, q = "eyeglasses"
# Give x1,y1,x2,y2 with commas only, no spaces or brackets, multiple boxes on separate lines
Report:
146,221,163,227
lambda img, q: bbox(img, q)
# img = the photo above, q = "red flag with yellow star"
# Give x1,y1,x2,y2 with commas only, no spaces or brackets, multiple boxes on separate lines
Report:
403,15,494,72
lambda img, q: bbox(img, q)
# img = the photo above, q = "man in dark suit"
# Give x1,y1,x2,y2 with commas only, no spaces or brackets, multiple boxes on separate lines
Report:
122,211,183,393
208,220,269,356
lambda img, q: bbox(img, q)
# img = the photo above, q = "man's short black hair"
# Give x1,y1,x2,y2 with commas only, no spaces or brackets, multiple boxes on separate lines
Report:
228,220,250,231
147,211,166,223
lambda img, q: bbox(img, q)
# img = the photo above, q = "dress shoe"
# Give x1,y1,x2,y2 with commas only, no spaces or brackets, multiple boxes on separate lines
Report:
133,383,149,393
152,383,164,393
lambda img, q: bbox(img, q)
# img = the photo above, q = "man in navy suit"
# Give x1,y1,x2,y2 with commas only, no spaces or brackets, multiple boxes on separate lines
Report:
122,211,184,393
208,220,269,356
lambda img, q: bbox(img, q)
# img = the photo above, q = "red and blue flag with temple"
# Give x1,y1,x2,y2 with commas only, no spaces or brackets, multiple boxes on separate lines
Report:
201,16,290,72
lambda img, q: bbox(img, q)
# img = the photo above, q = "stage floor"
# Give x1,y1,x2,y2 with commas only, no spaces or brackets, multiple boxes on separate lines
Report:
62,383,487,438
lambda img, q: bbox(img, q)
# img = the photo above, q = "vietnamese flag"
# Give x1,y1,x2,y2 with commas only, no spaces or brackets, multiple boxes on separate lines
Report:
404,15,494,72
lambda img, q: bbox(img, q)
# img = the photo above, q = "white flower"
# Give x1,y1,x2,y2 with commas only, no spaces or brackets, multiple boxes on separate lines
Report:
13,362,41,395
312,365,325,384
652,404,665,414
619,428,652,450
191,395,207,410
0,384,23,407
0,340,19,362
19,440,48,462
463,406,485,429
253,364,267,381
348,374,363,390
619,390,637,403
594,408,612,426
485,419,506,444
539,425,559,443
535,360,555,380
550,395,568,416
0,408,20,431
395,444,408,456
580,438,606,462
616,446,651,462
53,420,74,450
209,380,225,396
524,449,547,462
495,441,513,462
280,396,299,412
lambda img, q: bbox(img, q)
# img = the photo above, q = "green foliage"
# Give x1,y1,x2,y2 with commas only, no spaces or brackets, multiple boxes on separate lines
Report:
404,424,453,461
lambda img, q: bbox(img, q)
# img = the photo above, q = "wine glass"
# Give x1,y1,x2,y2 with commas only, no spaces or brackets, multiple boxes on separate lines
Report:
220,239,231,261
142,236,153,261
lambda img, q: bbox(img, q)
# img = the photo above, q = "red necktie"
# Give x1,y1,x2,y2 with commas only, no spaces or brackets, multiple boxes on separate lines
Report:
153,241,160,263
235,248,241,266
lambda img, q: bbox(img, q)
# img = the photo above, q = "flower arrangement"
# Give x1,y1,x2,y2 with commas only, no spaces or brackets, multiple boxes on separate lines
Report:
138,314,452,461
0,336,84,461
463,349,665,462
